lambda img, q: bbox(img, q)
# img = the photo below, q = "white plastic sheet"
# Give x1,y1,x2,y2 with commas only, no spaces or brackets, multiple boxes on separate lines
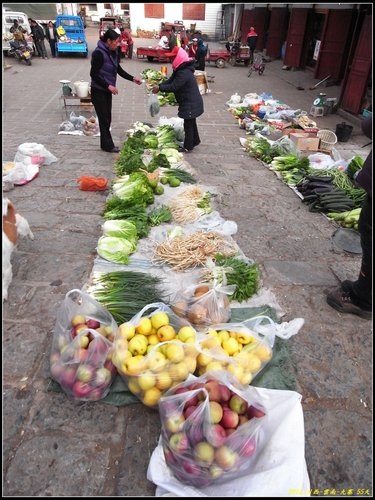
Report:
147,386,310,497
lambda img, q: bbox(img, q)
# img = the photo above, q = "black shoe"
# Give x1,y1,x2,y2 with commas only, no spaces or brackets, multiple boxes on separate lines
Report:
341,280,355,293
102,147,120,153
178,146,193,153
326,288,372,320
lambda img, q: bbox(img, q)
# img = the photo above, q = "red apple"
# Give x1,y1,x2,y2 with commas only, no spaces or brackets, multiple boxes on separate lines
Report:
59,365,77,389
208,401,223,424
88,387,106,401
238,415,249,426
50,361,64,380
169,432,189,454
225,428,236,437
183,405,199,420
214,445,239,470
72,380,92,399
76,364,95,383
174,386,189,396
74,347,89,363
247,405,266,419
204,380,222,402
229,394,248,415
206,423,227,447
70,323,87,340
165,412,186,434
193,441,215,465
93,366,112,387
104,359,117,376
220,408,239,429
184,393,199,408
86,318,101,329
218,383,231,402
185,422,205,446
163,446,178,467
181,458,202,476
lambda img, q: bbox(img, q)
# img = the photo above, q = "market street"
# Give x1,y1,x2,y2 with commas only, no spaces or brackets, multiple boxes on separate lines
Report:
3,27,372,496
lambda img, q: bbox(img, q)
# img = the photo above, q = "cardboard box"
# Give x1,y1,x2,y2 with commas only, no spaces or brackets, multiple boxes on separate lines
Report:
195,71,209,95
289,132,320,151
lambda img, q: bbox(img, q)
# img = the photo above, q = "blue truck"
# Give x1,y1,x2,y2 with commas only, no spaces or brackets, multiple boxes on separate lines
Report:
55,15,88,57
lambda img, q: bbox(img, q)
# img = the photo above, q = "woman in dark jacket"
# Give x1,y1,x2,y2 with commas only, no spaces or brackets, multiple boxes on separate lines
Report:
326,115,372,319
90,29,142,153
151,47,204,152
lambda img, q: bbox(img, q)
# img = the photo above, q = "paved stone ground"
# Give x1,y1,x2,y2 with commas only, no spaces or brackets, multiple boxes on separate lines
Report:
3,28,372,496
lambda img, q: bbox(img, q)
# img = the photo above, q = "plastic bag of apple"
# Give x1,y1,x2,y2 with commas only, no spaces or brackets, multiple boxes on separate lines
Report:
50,289,118,401
158,371,266,487
171,282,235,330
195,315,275,385
112,302,199,408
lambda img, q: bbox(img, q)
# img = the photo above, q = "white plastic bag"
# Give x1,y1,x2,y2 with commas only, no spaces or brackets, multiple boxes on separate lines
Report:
148,93,160,117
148,379,310,496
14,142,58,166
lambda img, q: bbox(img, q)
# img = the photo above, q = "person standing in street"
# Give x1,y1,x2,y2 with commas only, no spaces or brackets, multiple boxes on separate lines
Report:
326,115,372,319
151,47,204,153
246,26,258,64
29,19,48,59
168,26,177,51
195,38,207,71
90,29,142,153
45,21,58,58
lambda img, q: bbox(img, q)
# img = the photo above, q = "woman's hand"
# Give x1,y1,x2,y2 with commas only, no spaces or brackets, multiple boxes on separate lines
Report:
152,85,160,94
133,76,142,85
108,85,118,95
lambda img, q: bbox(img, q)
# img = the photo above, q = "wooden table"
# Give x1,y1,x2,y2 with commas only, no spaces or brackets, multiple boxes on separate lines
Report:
60,94,93,109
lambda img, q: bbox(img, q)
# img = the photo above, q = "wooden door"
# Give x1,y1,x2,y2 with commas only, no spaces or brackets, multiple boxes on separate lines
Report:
341,14,372,113
240,7,269,49
314,9,354,80
284,8,309,67
266,7,289,58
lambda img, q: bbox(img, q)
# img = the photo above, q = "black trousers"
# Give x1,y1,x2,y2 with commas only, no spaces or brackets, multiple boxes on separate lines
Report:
90,89,115,151
48,40,56,57
352,195,372,309
183,118,200,151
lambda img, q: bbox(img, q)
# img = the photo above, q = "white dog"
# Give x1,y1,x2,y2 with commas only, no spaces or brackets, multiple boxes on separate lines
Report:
2,197,34,301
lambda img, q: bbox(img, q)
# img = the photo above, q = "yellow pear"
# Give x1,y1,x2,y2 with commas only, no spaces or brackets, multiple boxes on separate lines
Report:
128,334,148,356
157,324,176,342
165,342,185,362
150,311,170,330
119,322,136,340
142,387,162,407
135,316,153,336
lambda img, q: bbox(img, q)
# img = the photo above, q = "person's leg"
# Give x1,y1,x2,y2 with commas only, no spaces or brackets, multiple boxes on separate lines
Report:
351,196,372,308
50,40,56,57
128,45,133,59
41,41,48,58
183,118,195,151
192,119,200,147
327,196,372,318
91,91,115,151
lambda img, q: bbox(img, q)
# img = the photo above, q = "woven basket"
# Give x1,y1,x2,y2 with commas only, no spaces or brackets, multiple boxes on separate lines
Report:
317,129,337,151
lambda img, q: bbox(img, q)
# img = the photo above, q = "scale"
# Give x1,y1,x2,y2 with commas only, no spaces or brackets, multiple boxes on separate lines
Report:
313,93,326,107
59,79,72,96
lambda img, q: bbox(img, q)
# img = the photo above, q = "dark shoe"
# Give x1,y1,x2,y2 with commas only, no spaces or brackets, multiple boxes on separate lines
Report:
102,147,120,153
326,288,372,320
178,146,193,153
341,280,355,293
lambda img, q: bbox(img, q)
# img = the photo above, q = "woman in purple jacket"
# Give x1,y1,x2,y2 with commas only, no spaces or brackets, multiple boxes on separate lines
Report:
327,116,372,319
90,29,142,153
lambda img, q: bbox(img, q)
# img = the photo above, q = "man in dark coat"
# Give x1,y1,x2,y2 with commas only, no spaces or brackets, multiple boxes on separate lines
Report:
29,19,48,59
326,115,372,319
151,47,204,152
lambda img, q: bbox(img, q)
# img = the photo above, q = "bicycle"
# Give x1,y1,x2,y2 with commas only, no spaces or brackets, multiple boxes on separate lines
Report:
248,54,265,77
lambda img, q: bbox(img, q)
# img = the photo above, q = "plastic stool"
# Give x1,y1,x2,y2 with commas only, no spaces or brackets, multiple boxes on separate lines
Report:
309,106,324,117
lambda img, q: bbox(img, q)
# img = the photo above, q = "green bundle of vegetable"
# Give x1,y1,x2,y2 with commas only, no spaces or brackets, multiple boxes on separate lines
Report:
91,270,167,324
244,135,273,163
156,125,179,149
147,205,172,226
203,254,260,303
270,155,310,172
346,156,364,179
97,220,138,265
111,172,155,206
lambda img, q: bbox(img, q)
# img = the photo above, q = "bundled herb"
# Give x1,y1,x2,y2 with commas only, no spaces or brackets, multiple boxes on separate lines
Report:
203,254,260,303
147,205,172,226
91,270,167,324
160,168,197,184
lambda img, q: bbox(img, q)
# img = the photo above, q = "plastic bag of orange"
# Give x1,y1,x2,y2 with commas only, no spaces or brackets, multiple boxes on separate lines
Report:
77,176,108,191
